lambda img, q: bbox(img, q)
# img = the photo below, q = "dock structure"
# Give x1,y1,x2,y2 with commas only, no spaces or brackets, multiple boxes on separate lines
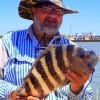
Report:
65,34,100,42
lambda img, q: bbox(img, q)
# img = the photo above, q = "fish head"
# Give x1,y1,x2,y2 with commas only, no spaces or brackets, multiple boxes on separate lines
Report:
68,45,99,74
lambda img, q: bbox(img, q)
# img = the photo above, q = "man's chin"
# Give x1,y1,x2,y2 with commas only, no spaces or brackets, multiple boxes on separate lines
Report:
42,28,58,35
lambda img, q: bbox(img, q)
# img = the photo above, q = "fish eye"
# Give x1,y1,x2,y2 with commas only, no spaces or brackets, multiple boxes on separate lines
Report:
79,54,85,58
78,48,85,58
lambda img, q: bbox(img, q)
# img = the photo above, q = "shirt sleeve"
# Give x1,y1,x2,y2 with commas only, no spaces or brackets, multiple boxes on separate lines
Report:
0,80,17,98
0,39,8,78
45,80,93,100
0,39,17,97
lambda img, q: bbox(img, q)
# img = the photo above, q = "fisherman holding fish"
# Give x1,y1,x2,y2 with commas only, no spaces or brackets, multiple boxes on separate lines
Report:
0,0,97,99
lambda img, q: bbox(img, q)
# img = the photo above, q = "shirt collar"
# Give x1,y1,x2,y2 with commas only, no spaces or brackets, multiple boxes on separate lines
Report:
25,24,34,39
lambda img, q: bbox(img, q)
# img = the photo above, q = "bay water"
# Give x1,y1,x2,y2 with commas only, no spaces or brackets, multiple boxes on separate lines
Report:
76,42,100,100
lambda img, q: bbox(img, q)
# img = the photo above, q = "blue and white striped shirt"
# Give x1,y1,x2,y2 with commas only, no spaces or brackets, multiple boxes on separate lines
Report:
0,25,93,99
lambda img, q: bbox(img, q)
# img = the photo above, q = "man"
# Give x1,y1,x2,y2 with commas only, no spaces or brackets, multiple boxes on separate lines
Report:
0,0,93,99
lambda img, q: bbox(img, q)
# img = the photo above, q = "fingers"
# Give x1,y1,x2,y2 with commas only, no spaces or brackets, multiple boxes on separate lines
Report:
65,69,87,93
65,69,82,83
27,96,40,100
66,69,92,83
65,69,92,92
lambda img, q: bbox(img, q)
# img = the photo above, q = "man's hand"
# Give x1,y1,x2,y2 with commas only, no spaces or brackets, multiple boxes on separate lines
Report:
8,94,40,100
65,69,92,94
26,96,40,100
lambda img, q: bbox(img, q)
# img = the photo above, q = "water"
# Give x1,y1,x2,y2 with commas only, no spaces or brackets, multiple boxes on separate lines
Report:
76,42,100,100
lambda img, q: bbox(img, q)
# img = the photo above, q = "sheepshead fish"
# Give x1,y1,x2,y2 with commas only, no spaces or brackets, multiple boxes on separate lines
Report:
9,44,99,99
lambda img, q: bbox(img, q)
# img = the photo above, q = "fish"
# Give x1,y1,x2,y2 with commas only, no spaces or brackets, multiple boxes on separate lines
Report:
9,44,99,100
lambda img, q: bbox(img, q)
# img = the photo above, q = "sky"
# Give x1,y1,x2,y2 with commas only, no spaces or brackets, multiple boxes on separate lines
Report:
0,0,100,35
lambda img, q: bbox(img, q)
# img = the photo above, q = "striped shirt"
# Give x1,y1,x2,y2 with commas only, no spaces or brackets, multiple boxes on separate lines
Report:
0,25,93,99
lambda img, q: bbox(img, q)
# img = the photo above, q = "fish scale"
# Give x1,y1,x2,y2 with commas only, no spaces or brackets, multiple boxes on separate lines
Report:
9,44,99,100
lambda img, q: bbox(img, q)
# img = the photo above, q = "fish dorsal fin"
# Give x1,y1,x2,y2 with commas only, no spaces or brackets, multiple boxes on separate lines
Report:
49,35,63,45
37,45,57,59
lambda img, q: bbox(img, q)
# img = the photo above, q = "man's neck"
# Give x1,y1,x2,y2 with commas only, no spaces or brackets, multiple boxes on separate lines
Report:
32,25,56,46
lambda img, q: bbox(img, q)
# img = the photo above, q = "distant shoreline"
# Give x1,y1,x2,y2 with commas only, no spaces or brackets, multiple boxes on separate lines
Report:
72,40,100,42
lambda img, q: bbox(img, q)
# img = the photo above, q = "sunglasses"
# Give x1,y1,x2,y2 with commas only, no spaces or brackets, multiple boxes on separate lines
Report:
39,6,64,16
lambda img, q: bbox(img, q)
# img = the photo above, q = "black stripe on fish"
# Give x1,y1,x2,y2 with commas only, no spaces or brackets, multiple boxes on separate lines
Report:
24,81,31,96
67,45,75,61
55,46,67,73
35,60,54,91
45,51,62,83
29,73,44,96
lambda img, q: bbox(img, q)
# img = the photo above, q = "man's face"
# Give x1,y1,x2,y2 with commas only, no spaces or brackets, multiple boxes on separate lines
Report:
31,4,64,35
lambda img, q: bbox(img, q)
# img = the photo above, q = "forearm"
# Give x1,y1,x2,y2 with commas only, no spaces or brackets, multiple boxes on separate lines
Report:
68,84,93,100
45,83,93,100
0,80,17,97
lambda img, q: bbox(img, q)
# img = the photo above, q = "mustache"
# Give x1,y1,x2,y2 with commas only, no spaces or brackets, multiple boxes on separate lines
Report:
44,16,57,22
43,17,57,27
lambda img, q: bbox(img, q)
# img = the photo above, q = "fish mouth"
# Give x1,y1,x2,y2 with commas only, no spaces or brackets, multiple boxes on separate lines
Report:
87,56,99,72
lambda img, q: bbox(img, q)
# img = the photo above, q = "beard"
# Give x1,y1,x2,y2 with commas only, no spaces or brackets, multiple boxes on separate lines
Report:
34,16,61,35
41,25,58,35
